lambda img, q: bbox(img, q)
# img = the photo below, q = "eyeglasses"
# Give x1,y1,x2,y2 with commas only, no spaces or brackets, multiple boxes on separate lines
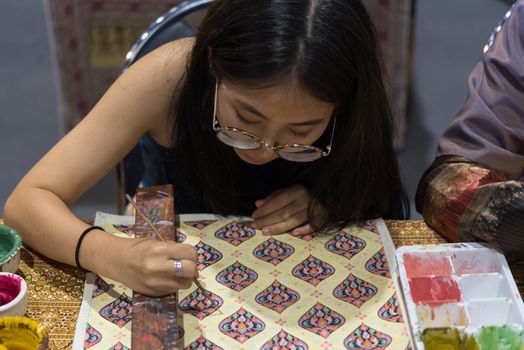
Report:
212,82,336,162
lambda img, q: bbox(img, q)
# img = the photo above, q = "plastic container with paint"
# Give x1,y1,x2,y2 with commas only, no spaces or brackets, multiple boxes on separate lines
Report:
396,243,524,349
0,316,48,350
0,224,22,273
0,272,28,317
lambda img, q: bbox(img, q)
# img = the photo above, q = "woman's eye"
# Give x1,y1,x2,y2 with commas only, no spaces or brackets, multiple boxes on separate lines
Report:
235,113,257,125
289,129,313,138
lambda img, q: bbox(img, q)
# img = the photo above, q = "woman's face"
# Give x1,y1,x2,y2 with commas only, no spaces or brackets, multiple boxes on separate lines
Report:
216,80,335,165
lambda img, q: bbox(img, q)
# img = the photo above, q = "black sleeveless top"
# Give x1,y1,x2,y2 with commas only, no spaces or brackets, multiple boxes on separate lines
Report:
139,134,407,219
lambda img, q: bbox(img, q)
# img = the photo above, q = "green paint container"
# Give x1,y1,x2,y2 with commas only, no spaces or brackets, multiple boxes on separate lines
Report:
0,224,22,273
422,328,479,350
477,326,523,350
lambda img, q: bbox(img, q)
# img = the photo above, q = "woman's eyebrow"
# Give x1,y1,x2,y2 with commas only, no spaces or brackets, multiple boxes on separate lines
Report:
234,98,326,126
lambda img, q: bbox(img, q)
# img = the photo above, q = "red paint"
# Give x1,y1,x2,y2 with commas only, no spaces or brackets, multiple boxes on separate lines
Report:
403,253,452,278
0,274,22,306
408,276,462,304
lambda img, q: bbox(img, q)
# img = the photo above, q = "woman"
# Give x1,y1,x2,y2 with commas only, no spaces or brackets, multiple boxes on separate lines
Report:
417,1,524,254
4,0,407,296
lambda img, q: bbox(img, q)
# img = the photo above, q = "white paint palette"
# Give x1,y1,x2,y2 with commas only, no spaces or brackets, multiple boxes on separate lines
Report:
395,243,524,349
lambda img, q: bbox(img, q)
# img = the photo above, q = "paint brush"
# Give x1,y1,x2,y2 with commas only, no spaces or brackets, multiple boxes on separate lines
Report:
125,194,210,297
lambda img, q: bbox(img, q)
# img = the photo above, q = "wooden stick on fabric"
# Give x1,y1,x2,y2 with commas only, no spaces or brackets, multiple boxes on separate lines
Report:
125,194,209,296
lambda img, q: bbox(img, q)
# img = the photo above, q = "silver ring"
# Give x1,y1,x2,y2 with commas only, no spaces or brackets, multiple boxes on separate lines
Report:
173,259,183,277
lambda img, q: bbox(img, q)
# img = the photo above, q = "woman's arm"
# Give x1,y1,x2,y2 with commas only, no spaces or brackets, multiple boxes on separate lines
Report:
3,38,199,295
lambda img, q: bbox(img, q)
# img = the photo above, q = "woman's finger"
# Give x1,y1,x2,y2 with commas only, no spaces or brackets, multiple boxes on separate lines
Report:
259,209,309,235
252,200,305,230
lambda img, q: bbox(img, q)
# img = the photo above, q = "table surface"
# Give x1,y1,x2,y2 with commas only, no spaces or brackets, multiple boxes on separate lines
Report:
16,220,524,349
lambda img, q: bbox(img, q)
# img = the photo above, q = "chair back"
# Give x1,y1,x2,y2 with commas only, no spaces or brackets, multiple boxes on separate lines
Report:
117,0,214,213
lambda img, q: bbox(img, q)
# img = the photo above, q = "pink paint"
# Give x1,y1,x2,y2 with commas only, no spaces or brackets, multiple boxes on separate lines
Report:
403,253,452,278
408,276,462,304
0,274,22,306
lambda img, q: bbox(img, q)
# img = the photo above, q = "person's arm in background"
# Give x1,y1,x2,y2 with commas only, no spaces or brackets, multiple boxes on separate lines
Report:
416,1,524,253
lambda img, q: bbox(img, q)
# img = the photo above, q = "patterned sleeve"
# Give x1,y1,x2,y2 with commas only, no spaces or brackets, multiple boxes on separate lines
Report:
416,156,524,253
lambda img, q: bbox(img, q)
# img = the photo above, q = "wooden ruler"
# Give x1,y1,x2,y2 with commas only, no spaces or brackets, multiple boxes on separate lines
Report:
132,185,183,349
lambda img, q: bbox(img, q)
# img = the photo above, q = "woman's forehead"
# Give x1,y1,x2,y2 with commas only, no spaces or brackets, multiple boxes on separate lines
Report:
220,80,334,123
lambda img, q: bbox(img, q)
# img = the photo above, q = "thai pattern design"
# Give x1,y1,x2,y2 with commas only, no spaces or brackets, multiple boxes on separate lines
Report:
92,277,110,298
216,261,258,291
195,240,223,271
298,302,346,338
113,224,135,237
357,219,380,234
325,231,366,259
98,293,132,328
184,336,224,350
215,221,256,246
84,323,102,348
184,220,218,230
178,288,223,320
218,307,266,343
378,293,404,323
292,255,335,286
260,330,309,350
83,216,410,349
255,280,300,313
365,248,391,278
344,323,393,349
332,273,378,308
253,238,294,265
108,342,130,350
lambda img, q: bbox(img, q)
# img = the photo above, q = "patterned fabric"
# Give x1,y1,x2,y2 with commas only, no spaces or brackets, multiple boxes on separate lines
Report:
417,156,524,253
175,217,409,349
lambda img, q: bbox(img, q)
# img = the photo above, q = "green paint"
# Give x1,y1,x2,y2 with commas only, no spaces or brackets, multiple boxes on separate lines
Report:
422,328,479,350
0,224,21,263
477,326,523,350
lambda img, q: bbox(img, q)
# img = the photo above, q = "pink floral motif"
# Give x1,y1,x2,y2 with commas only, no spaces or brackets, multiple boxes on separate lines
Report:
114,224,136,237
365,248,391,278
216,261,258,291
291,231,321,241
378,293,404,323
195,241,223,271
175,231,187,242
184,220,218,230
298,302,345,338
255,280,300,313
84,323,102,348
344,323,392,349
253,238,294,265
332,274,378,308
92,277,110,298
219,307,265,343
178,288,223,320
215,221,255,246
109,342,129,350
260,330,308,350
325,231,366,259
184,335,224,349
357,220,379,234
292,255,335,286
99,293,132,328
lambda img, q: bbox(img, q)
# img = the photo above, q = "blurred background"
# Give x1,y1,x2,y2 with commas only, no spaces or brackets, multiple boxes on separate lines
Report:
0,0,514,220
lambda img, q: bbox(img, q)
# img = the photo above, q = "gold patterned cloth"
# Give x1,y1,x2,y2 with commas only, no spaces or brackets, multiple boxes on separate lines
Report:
18,220,524,349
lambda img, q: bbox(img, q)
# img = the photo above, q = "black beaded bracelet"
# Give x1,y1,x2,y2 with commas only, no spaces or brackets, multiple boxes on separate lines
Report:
75,226,104,273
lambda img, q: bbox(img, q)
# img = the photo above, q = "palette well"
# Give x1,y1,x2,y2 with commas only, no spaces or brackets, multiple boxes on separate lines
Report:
396,244,524,349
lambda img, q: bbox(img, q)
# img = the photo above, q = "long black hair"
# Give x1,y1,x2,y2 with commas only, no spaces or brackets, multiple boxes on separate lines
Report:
172,0,408,229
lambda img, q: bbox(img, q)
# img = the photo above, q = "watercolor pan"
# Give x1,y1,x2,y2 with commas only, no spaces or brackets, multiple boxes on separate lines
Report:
395,243,524,349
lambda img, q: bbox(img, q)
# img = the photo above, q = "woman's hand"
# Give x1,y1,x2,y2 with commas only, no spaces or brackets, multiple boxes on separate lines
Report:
251,184,323,236
105,237,198,296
